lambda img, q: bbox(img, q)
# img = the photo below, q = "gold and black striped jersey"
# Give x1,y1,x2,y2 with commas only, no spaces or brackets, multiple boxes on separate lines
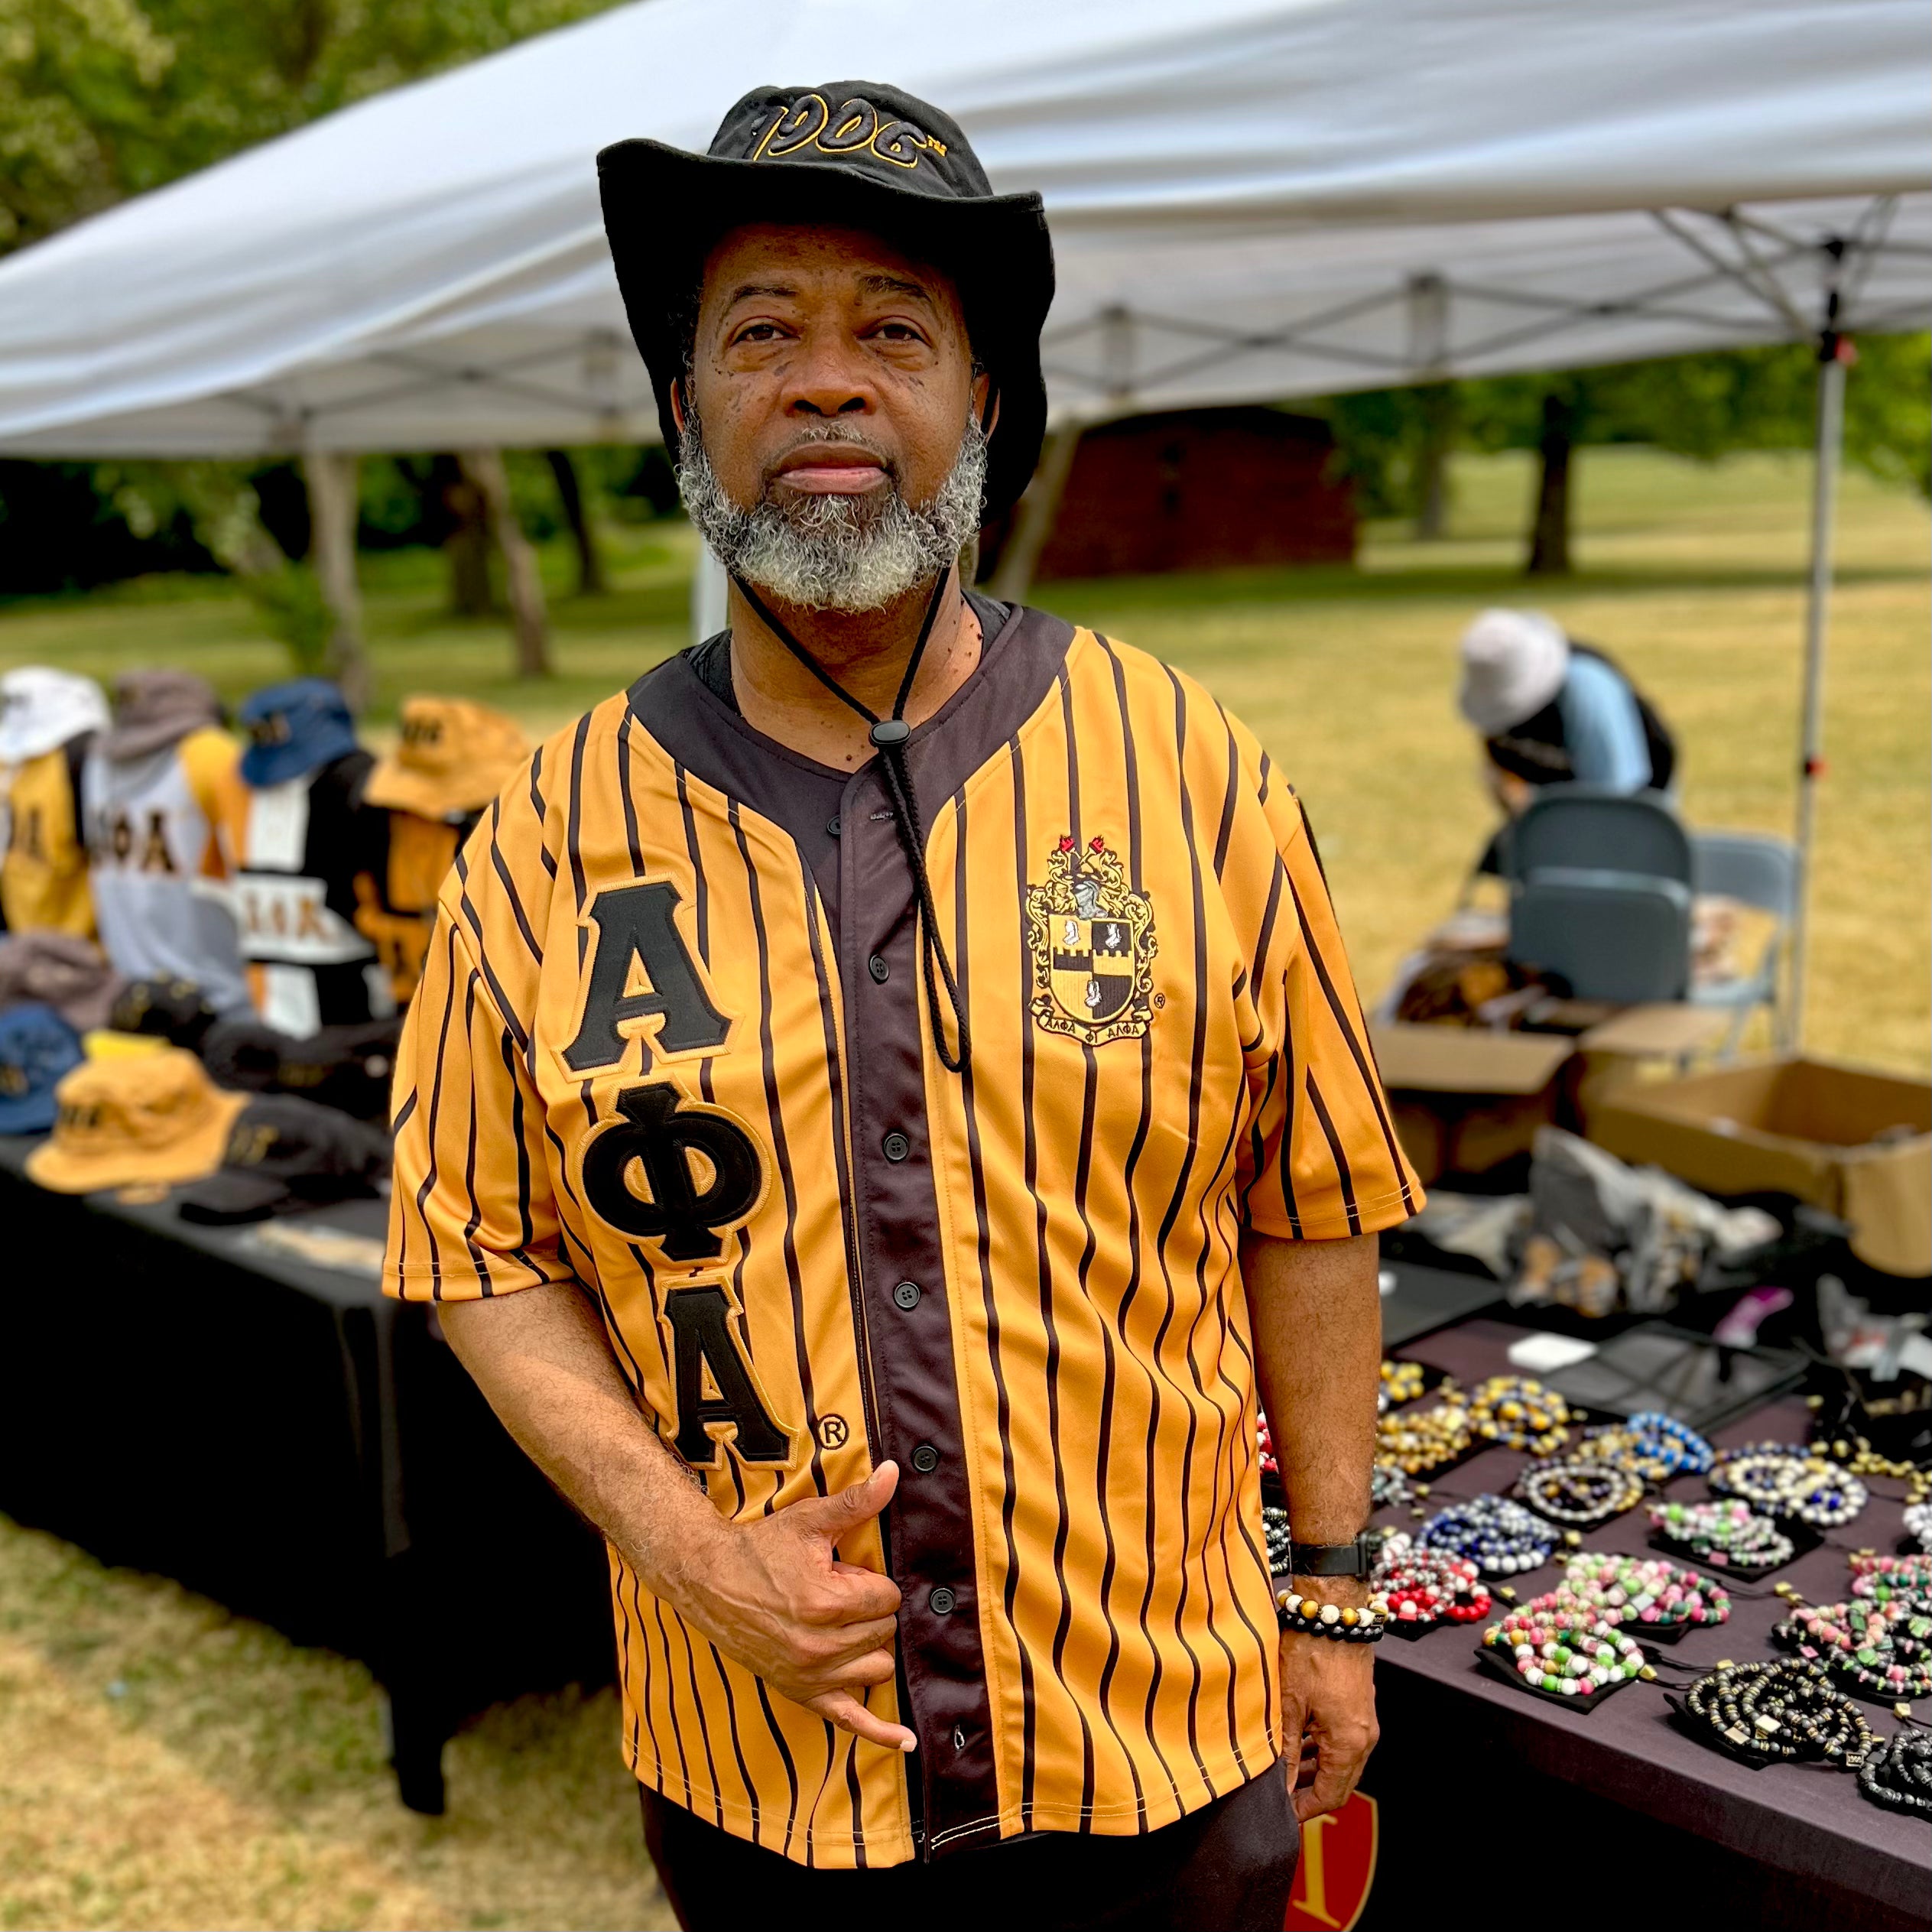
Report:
385,599,1421,1869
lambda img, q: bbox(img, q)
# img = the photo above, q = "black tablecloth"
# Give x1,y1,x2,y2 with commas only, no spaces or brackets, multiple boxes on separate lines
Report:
1365,1317,1928,1930
0,1136,612,1811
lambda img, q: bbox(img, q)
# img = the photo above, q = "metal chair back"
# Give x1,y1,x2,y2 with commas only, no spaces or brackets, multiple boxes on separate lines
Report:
1503,787,1693,888
1508,866,1693,1003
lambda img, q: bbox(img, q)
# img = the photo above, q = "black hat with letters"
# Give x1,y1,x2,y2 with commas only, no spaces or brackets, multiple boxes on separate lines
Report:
174,1094,391,1225
597,81,1055,522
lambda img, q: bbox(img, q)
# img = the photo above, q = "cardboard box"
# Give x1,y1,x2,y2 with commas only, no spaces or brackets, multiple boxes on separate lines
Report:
1588,1057,1932,1278
1371,1023,1574,1184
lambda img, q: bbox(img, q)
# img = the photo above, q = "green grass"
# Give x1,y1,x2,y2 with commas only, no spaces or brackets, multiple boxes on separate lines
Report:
0,442,1926,1928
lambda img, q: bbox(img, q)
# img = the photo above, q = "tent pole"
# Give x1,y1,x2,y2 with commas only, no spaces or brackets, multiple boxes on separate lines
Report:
1785,263,1847,1052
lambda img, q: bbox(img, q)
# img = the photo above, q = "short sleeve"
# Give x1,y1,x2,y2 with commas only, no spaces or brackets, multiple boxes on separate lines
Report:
1240,784,1423,1241
384,893,575,1302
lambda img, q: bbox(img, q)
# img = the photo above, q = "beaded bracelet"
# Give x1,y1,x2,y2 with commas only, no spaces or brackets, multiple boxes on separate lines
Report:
1774,1595,1932,1703
1711,1444,1869,1528
1261,1499,1293,1576
1482,1610,1650,1697
1648,1498,1795,1571
1684,1657,1875,1767
1577,1411,1713,1482
1276,1589,1390,1644
1371,1530,1492,1627
1419,1495,1560,1576
1371,1463,1414,1513
1543,1553,1729,1632
1456,1375,1574,1456
1379,1358,1426,1414
1377,1401,1473,1477
1847,1552,1932,1609
1859,1726,1932,1816
1906,1500,1932,1553
1515,1456,1645,1526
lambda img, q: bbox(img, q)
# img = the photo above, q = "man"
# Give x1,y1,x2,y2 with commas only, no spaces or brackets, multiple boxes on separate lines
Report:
1458,607,1677,820
385,81,1419,1930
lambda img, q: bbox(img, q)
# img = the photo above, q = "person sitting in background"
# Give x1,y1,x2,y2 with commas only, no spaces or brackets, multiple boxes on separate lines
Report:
0,667,109,938
1458,609,1676,825
84,671,252,1018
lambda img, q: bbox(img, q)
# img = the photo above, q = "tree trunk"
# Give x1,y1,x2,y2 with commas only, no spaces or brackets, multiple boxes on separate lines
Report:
435,455,494,616
1526,391,1574,576
988,420,1083,602
1412,382,1456,541
459,448,552,678
300,450,372,710
545,449,608,596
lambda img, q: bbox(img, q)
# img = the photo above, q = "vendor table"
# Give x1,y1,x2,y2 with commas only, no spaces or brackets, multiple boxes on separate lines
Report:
1356,1317,1928,1932
0,1137,612,1813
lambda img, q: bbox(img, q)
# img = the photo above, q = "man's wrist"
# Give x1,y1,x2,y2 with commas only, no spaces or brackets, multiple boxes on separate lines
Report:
1285,1572,1372,1610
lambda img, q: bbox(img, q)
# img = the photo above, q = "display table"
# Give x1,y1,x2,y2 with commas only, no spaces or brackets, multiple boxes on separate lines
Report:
1359,1317,1927,1932
0,1137,612,1813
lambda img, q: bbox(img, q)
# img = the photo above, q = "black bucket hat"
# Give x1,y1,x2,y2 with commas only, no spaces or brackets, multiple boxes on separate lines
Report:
598,82,1055,524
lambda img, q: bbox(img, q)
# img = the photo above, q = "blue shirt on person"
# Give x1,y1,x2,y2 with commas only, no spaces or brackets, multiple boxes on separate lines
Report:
1557,652,1652,792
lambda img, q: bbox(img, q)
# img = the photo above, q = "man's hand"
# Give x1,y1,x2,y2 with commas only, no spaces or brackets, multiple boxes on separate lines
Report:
655,1460,915,1753
1279,1607,1379,1822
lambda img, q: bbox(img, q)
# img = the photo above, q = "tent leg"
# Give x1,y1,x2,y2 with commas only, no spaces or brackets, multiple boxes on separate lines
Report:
301,450,370,711
1785,302,1848,1053
989,420,1083,604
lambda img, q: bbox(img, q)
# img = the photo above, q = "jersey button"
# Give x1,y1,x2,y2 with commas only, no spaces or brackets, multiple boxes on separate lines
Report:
868,953,889,982
882,1131,911,1162
929,1586,957,1615
911,1443,940,1473
892,1281,921,1311
826,815,842,837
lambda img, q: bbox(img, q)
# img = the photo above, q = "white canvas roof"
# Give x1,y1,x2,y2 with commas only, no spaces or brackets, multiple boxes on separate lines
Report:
0,0,1924,456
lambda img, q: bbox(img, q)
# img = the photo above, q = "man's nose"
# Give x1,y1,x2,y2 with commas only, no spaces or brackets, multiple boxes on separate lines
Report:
783,326,873,418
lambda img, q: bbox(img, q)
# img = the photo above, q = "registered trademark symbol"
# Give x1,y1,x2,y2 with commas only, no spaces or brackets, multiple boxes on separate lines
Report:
816,1414,849,1450
1153,992,1166,1008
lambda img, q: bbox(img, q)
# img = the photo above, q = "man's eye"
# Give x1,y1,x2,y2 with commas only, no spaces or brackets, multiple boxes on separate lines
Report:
734,323,783,344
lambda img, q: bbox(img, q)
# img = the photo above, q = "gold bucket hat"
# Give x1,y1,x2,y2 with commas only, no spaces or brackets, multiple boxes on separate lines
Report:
362,697,531,823
26,1048,248,1194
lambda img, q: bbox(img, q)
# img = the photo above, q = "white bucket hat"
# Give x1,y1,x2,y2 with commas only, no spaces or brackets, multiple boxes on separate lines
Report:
1456,610,1570,735
0,667,109,764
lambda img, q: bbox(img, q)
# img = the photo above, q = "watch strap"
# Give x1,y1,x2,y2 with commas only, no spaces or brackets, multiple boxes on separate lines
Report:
1287,1534,1377,1578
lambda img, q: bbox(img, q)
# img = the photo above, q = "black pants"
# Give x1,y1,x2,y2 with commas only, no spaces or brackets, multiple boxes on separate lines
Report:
641,1765,1297,1932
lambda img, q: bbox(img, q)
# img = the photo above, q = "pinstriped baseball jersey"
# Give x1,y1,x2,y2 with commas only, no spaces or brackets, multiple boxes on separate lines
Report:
384,598,1420,1868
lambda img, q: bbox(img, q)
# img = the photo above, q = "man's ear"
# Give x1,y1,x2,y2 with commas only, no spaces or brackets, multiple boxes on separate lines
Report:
669,376,690,439
972,371,1000,440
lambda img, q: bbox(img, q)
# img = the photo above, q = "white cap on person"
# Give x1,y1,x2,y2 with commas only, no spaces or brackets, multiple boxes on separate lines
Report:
1456,609,1570,735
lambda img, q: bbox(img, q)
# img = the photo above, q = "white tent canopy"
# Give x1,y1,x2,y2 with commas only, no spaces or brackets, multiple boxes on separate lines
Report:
0,0,1924,456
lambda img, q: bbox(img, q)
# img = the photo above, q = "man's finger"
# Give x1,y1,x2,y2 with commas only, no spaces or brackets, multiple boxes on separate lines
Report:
802,1616,901,1666
816,1567,904,1624
1293,1731,1372,1823
807,1690,917,1753
794,1461,899,1545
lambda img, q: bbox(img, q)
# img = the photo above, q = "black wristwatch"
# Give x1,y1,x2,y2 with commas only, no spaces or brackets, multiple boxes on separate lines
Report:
1287,1534,1378,1579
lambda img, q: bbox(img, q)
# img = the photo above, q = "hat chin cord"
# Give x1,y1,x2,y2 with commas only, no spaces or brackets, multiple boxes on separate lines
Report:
728,569,971,1074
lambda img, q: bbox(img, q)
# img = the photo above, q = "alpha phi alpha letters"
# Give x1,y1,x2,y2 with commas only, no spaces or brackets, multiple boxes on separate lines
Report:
1024,836,1157,1046
569,882,790,1469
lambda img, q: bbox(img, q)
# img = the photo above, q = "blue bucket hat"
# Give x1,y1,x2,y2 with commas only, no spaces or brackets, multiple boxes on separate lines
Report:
238,678,359,787
0,1002,84,1133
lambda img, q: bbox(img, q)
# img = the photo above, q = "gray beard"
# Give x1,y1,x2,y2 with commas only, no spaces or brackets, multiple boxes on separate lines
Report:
677,411,987,613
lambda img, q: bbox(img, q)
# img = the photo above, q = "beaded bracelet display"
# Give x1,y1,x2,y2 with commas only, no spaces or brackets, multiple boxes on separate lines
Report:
1576,1411,1714,1482
1457,1375,1574,1455
1376,1401,1473,1477
1482,1608,1651,1697
1858,1726,1932,1816
1711,1443,1869,1528
1541,1553,1730,1632
1379,1358,1426,1413
1419,1494,1560,1576
1683,1657,1875,1767
1276,1589,1390,1644
1648,1498,1795,1571
1257,1415,1280,1476
1515,1455,1645,1526
1811,1430,1929,1494
1847,1552,1932,1609
1371,1530,1492,1627
1774,1594,1932,1703
1261,1499,1293,1576
1906,1500,1932,1553
1371,1463,1414,1513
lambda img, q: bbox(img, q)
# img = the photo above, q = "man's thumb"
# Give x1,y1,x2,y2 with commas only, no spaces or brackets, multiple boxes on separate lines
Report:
810,1460,898,1537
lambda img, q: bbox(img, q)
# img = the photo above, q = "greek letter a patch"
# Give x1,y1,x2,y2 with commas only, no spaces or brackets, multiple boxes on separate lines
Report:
1024,836,1158,1046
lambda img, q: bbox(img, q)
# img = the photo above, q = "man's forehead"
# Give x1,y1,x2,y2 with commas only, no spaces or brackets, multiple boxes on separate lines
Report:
700,223,962,312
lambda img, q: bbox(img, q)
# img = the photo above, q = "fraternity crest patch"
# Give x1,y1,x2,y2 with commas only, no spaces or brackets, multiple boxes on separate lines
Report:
1024,836,1157,1045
